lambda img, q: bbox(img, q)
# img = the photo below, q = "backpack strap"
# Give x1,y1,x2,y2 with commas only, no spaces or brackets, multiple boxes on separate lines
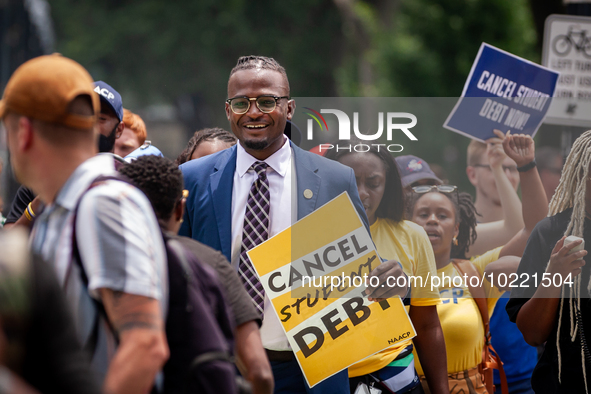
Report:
163,234,241,393
67,171,161,394
66,174,132,353
164,235,197,314
451,259,508,394
165,237,194,283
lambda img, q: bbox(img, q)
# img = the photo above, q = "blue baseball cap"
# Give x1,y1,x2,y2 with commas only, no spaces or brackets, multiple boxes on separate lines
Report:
395,155,442,187
124,141,164,163
93,81,123,122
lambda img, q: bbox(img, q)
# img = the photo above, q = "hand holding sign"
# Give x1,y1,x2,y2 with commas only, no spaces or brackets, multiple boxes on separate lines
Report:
247,193,415,387
498,130,535,167
364,261,408,301
444,43,558,141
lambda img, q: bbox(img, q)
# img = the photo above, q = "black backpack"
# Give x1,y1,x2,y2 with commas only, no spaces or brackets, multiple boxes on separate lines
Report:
72,174,240,393
163,233,239,393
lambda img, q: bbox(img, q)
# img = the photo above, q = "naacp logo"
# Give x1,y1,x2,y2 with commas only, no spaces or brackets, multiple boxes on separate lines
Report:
304,108,418,154
94,86,115,101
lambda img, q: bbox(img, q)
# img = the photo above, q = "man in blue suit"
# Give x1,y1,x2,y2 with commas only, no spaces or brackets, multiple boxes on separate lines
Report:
179,56,407,394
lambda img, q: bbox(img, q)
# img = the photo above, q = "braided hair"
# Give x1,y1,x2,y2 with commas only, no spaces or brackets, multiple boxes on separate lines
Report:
175,127,237,166
545,130,591,389
408,190,478,259
451,192,479,259
549,130,591,235
229,56,290,95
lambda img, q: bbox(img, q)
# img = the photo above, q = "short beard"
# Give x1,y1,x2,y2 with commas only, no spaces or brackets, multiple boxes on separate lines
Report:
98,124,119,153
243,139,269,151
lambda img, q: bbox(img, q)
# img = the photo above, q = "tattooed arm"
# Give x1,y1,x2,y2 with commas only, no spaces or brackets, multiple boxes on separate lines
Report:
99,289,169,394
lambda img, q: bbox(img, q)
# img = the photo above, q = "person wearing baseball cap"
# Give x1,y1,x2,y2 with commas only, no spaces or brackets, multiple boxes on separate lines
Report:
94,80,125,153
395,155,443,190
1,54,169,393
4,79,127,230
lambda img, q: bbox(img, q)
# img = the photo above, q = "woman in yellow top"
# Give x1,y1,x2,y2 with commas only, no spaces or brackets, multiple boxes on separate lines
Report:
325,141,449,394
408,132,548,393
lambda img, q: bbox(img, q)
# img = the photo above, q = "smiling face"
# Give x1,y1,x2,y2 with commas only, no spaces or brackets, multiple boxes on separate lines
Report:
338,152,386,226
411,192,459,264
225,68,294,160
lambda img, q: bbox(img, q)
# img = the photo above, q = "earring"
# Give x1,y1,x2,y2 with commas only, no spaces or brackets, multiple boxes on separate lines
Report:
453,236,458,246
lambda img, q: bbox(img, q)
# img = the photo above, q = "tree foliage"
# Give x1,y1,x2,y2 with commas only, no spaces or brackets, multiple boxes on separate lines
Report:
333,0,537,187
51,0,344,105
50,0,538,190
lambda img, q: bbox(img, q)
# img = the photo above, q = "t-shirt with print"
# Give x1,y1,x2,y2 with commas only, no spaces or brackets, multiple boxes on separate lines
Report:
349,218,441,377
415,247,503,375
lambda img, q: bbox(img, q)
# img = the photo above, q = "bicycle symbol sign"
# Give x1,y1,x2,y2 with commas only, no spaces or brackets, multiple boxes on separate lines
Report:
542,14,591,126
552,27,591,58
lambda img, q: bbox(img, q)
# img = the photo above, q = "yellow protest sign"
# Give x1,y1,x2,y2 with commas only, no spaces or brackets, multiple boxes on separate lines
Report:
248,192,415,387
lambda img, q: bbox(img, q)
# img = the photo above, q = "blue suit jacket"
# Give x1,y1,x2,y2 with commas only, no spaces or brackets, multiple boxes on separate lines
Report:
178,142,370,261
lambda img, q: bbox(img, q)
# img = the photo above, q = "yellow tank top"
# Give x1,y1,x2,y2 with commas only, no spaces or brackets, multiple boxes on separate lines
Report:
414,247,503,375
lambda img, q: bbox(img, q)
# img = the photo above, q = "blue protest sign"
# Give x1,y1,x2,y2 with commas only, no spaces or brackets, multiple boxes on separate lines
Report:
444,43,559,142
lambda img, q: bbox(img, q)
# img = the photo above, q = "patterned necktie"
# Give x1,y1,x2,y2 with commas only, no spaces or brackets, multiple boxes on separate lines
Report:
238,161,270,315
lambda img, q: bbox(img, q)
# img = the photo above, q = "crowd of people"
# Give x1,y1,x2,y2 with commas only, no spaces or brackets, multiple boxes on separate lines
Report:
0,52,589,394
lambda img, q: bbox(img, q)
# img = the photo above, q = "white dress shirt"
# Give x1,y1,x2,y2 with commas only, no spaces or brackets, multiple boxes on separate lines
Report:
231,137,294,350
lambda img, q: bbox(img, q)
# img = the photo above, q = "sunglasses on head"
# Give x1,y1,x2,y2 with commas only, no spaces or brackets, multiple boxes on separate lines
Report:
412,185,457,194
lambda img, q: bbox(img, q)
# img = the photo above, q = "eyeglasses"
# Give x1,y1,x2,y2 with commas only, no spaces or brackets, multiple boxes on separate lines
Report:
473,164,518,173
412,185,458,194
226,95,289,115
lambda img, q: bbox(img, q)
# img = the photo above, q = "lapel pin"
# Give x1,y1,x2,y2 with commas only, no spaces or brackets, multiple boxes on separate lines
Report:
303,189,313,199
